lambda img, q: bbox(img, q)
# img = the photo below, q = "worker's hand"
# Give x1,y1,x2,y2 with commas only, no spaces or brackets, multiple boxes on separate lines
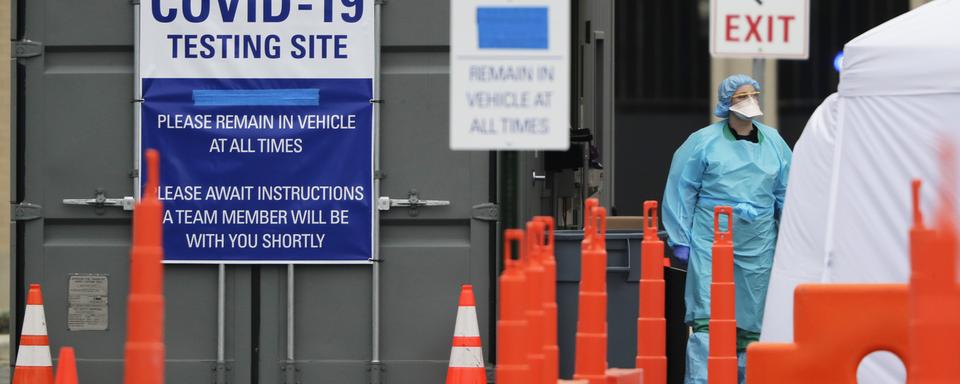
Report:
672,245,690,264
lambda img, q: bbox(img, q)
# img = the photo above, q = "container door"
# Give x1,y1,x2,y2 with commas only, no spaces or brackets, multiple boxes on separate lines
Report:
13,1,254,382
252,2,495,383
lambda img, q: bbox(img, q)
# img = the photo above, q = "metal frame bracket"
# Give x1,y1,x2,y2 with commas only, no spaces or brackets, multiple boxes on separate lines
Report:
281,360,300,384
211,361,231,384
471,202,499,222
13,40,42,59
12,202,42,221
368,361,384,384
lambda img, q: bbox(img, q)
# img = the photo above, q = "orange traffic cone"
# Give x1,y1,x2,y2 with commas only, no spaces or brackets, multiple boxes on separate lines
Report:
636,201,667,384
574,206,608,384
445,284,487,384
709,206,737,384
533,216,559,384
496,229,531,384
13,284,54,384
911,146,960,382
54,347,78,384
124,149,165,384
524,221,547,383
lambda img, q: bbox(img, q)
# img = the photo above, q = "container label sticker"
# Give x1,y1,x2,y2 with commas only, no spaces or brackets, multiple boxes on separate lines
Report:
68,274,109,331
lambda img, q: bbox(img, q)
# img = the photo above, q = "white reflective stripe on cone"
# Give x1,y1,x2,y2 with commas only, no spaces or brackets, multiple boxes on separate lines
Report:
448,346,484,368
21,305,48,336
452,307,480,337
15,345,52,367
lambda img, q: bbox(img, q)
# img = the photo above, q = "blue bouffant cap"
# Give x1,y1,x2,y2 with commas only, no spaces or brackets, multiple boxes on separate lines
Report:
714,74,761,118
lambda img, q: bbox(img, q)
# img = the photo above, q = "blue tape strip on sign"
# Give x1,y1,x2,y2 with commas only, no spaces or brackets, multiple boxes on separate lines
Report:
476,7,549,49
193,89,320,106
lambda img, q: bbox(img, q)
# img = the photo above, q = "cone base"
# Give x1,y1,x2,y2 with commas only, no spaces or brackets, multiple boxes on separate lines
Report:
708,358,738,384
13,367,54,384
636,357,667,384
445,367,487,384
606,368,643,384
573,373,606,384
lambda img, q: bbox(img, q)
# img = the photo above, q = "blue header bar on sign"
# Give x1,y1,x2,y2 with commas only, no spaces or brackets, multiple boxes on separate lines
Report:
476,7,549,50
193,89,320,106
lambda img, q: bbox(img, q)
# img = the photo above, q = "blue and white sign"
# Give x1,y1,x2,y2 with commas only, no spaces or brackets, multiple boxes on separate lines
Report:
450,0,570,150
139,0,375,263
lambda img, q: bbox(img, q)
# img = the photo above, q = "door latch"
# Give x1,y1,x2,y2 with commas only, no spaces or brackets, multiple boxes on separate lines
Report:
63,189,135,212
378,190,450,216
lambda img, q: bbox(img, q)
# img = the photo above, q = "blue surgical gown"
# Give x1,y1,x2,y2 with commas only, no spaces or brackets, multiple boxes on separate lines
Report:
662,120,791,333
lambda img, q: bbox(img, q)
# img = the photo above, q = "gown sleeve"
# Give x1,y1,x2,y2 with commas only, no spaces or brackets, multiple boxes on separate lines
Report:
662,132,707,248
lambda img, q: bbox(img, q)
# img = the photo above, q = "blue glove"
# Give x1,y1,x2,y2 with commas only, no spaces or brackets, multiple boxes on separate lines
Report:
672,245,690,264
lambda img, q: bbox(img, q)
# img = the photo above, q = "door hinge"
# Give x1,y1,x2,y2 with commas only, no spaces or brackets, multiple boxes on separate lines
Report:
13,40,42,59
12,202,42,222
471,202,499,222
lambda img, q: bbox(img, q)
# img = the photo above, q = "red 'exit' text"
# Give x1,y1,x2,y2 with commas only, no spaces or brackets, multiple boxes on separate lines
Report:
725,15,796,43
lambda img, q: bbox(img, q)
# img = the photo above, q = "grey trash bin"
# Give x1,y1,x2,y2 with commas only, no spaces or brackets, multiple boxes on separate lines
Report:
555,230,642,378
554,230,688,384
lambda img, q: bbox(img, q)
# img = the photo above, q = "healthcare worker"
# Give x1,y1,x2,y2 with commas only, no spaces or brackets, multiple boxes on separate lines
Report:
662,74,791,384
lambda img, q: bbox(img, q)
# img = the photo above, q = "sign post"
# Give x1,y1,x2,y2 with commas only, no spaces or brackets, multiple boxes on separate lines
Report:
450,0,571,150
710,0,810,59
138,0,376,264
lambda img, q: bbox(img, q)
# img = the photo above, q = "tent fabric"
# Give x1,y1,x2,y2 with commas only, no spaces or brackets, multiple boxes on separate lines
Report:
839,0,960,97
761,1,960,381
759,93,838,343
819,92,955,383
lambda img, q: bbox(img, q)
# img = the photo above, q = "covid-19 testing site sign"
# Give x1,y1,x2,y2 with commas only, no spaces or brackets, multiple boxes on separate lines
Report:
139,0,374,263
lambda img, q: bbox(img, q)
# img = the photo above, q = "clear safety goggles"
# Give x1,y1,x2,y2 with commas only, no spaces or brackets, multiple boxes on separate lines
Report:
731,91,761,103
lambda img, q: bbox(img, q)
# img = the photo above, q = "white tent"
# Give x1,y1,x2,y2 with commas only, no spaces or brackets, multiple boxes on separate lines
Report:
759,93,838,343
761,0,960,381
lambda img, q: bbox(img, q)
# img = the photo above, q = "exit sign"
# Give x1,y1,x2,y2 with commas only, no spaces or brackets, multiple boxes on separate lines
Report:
710,0,809,59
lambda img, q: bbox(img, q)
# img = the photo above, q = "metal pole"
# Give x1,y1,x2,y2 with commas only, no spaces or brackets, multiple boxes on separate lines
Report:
752,58,766,113
370,0,383,383
216,264,226,383
752,58,767,124
218,264,225,361
287,264,294,361
752,58,765,85
502,151,520,231
133,0,141,198
284,264,296,383
580,142,589,228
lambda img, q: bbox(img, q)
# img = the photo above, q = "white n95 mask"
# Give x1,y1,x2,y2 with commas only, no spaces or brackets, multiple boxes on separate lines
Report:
730,97,763,119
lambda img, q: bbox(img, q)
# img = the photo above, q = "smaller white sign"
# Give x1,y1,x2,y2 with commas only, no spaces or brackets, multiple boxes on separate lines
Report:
450,0,571,150
710,0,809,59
